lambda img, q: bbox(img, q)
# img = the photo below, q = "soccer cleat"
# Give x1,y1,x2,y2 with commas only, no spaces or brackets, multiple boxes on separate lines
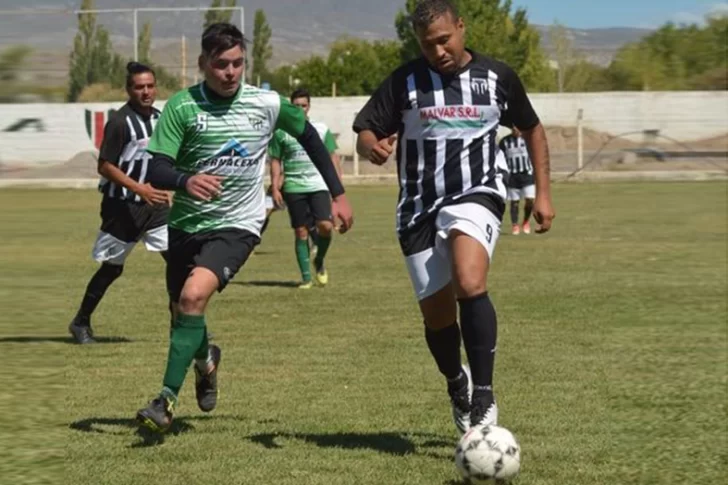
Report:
470,391,499,429
511,224,520,236
136,394,176,433
299,280,313,290
194,344,221,413
522,221,531,234
314,261,328,286
448,365,473,435
68,318,96,344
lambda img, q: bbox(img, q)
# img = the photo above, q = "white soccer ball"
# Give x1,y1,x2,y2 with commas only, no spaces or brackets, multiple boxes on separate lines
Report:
455,425,521,483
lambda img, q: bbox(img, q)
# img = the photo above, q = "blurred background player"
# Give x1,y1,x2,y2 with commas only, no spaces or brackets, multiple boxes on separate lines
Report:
68,62,170,344
499,126,535,235
269,88,341,288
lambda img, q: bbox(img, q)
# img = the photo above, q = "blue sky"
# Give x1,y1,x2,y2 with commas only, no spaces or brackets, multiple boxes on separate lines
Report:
515,0,727,28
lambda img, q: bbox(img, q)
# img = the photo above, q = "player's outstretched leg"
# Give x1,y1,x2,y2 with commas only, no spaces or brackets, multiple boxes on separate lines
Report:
313,219,333,286
419,285,472,434
451,231,499,429
69,263,124,344
294,226,313,289
137,269,219,433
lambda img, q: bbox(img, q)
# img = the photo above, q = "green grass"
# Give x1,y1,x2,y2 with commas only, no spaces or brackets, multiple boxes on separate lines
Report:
0,183,726,485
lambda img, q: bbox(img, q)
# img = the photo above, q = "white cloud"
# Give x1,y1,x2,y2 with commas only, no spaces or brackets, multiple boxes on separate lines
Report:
708,2,728,17
670,11,704,25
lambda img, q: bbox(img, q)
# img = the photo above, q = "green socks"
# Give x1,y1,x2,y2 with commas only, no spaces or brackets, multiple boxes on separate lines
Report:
295,237,312,282
162,313,207,397
314,235,331,268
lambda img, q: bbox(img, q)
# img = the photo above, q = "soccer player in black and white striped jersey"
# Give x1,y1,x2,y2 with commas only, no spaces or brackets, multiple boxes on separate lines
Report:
354,0,555,434
68,62,171,344
499,126,536,235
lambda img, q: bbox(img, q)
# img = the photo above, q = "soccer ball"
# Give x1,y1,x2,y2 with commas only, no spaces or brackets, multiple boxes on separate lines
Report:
455,425,521,483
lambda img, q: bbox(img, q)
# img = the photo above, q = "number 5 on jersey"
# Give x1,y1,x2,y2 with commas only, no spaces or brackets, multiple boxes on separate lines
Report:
196,114,208,132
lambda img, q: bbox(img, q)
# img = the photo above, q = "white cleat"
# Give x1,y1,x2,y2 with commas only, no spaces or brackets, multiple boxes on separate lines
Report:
448,365,473,435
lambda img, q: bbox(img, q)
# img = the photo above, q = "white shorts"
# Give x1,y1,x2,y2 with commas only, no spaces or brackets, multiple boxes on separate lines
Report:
91,225,168,265
401,203,501,301
507,184,535,201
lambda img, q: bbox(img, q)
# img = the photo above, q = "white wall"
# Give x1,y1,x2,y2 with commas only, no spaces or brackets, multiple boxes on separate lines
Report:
1,91,726,164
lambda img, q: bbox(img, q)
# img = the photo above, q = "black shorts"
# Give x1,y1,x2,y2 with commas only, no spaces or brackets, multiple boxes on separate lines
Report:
283,191,331,229
507,172,535,189
165,227,260,302
99,197,168,243
397,192,504,257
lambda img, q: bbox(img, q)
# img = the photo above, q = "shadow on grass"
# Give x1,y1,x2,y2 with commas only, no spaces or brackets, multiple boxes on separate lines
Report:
247,431,456,459
231,280,301,288
69,415,228,448
0,336,133,344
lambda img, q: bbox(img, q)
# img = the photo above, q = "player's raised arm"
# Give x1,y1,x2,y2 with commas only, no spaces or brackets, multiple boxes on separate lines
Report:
275,96,353,232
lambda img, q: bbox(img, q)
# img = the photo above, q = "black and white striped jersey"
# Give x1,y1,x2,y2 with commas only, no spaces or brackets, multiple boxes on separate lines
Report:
499,134,533,175
353,50,540,232
98,103,161,203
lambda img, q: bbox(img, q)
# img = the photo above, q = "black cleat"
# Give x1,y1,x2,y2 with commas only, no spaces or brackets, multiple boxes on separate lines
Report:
136,394,175,433
68,318,96,344
470,390,499,429
449,366,472,435
194,344,221,412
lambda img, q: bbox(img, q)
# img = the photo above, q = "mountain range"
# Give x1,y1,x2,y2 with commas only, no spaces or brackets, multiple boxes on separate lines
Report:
0,0,653,83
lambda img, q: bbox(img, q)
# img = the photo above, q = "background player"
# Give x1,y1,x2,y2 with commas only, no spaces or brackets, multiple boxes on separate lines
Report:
136,23,353,433
269,88,342,288
353,0,554,434
68,62,170,344
499,126,536,235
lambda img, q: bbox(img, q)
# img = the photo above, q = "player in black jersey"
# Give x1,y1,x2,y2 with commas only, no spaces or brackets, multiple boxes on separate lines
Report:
499,126,536,235
354,0,555,434
68,62,171,344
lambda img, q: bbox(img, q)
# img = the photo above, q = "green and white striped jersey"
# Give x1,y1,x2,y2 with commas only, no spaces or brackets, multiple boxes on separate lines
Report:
148,82,306,235
268,120,337,194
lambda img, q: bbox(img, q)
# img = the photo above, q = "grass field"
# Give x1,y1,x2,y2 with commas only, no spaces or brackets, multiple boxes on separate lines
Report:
1,182,726,485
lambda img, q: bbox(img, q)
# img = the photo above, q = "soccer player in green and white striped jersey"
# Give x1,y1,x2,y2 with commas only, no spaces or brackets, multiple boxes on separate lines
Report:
269,88,342,288
135,23,353,433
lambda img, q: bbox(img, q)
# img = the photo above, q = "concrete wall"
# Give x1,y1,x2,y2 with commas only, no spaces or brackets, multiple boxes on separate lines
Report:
1,91,726,164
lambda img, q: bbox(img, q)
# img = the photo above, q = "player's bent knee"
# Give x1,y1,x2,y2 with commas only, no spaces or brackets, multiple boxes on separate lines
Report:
453,274,487,299
316,220,333,235
295,226,309,239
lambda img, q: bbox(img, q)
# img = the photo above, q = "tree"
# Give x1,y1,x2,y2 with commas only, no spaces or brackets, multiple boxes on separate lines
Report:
0,45,32,83
0,45,33,102
395,0,552,91
549,21,572,92
204,0,237,29
138,21,152,64
251,9,273,84
606,15,728,91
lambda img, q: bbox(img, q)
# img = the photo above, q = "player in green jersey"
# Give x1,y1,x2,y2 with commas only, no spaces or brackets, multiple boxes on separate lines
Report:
269,88,342,288
135,23,353,433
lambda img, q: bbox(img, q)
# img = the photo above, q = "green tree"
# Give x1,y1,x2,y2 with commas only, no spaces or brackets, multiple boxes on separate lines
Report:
395,0,552,91
606,15,728,91
251,9,273,84
0,45,33,102
138,22,152,64
204,0,237,29
291,56,331,96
